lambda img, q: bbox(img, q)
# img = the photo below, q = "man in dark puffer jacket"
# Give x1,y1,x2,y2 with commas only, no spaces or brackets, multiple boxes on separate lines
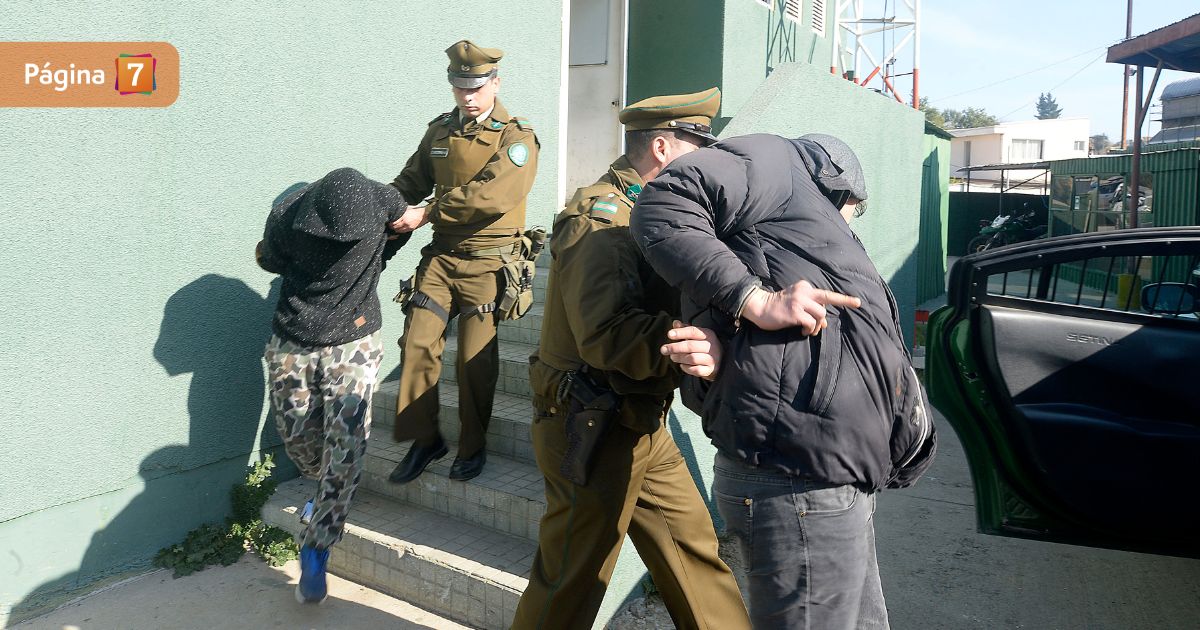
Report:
631,133,935,629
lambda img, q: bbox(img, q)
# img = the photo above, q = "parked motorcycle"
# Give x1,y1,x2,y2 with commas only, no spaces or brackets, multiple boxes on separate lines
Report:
967,204,1048,254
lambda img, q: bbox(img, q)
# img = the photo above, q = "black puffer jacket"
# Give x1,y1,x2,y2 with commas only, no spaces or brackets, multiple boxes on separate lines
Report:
631,134,934,490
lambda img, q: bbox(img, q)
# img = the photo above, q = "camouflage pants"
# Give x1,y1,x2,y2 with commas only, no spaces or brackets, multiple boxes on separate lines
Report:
264,332,383,550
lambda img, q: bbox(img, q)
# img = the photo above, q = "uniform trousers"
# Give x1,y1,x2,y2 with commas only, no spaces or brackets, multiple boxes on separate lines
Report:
512,406,750,630
394,247,503,457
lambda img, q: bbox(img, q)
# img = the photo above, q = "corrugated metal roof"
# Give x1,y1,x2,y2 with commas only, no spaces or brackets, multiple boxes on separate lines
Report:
1162,76,1200,100
1106,13,1200,71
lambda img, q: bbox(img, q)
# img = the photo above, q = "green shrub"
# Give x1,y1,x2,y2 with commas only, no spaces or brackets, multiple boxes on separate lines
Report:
154,454,298,577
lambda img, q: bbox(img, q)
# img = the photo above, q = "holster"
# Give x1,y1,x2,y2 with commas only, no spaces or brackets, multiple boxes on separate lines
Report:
558,369,621,486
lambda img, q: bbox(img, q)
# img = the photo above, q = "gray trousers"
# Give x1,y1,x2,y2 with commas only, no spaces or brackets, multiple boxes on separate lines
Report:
713,452,890,630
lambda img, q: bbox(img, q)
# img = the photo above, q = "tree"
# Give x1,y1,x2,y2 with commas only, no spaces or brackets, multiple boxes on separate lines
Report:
941,107,999,129
1036,92,1063,119
1090,133,1111,154
919,97,946,128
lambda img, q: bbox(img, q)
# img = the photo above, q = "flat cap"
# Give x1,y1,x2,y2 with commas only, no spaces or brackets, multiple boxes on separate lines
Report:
446,40,503,89
619,87,721,144
799,133,869,202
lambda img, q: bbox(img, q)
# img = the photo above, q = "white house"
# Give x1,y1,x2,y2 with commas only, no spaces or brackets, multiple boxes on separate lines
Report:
949,117,1091,192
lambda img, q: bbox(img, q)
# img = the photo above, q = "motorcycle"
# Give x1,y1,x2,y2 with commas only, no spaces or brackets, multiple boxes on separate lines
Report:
967,204,1047,254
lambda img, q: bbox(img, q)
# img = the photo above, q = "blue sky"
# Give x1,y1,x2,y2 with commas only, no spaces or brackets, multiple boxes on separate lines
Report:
913,2,1196,139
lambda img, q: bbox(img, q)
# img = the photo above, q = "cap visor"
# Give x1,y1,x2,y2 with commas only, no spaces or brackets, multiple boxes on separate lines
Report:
449,74,490,89
679,128,719,146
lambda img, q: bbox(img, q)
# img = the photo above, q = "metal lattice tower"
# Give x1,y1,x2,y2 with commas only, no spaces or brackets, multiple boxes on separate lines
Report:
832,0,921,109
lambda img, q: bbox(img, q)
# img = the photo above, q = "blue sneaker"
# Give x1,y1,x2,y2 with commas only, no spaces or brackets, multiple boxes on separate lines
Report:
295,545,329,604
299,499,314,525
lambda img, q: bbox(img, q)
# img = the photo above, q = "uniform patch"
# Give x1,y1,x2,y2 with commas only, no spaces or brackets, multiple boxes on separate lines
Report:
592,200,619,214
490,120,504,129
430,147,449,158
626,184,642,200
508,142,529,167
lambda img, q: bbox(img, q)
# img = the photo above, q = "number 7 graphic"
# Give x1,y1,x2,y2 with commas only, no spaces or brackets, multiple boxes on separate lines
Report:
116,53,156,95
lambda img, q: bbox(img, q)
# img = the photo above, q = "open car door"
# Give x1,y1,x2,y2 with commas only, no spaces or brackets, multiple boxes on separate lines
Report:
927,227,1200,558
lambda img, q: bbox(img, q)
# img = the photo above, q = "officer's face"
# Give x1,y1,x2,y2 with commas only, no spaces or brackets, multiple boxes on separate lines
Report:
452,76,500,118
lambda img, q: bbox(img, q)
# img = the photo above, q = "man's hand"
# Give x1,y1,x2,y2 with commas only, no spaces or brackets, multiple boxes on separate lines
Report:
741,280,861,334
660,321,723,381
390,204,431,233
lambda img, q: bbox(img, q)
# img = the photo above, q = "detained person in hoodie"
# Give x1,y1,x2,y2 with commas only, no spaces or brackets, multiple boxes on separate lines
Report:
255,167,411,604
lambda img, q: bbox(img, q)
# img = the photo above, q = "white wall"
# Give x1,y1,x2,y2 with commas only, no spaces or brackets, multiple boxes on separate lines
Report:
951,118,1090,187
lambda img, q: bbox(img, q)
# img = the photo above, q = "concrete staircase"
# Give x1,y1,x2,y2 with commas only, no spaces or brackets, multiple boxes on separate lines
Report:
264,257,555,629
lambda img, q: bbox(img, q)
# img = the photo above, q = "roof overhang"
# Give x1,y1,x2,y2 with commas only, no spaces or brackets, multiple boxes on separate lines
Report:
1106,13,1200,71
957,161,1051,173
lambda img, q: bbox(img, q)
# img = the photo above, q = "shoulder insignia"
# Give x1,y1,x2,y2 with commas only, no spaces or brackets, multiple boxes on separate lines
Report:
513,118,534,131
589,197,620,223
508,142,530,167
428,112,454,126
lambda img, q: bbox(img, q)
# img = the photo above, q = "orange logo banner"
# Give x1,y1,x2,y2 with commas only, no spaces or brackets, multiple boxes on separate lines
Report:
0,42,178,107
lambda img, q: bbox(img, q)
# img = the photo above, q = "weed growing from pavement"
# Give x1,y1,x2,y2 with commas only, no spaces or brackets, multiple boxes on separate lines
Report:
153,455,298,577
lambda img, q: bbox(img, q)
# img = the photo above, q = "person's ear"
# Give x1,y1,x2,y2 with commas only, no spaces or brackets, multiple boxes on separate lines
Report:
654,135,671,164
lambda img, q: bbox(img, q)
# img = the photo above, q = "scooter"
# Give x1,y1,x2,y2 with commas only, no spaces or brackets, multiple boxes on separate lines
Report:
967,204,1047,254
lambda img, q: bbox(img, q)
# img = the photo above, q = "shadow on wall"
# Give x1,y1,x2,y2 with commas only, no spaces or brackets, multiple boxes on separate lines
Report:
9,274,287,625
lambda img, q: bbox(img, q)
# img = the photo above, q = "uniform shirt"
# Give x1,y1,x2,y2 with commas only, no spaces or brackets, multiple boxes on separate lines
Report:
532,156,681,433
391,99,538,251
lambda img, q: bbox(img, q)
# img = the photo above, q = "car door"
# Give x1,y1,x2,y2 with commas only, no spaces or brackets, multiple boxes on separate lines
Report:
926,227,1200,558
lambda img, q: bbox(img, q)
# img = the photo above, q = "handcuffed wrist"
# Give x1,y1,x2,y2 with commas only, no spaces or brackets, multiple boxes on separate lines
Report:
734,283,767,323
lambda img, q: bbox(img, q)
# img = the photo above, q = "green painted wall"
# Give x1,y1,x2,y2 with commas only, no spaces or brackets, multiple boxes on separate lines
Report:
626,1,724,107
0,3,562,624
628,0,835,133
719,0,835,128
918,131,951,304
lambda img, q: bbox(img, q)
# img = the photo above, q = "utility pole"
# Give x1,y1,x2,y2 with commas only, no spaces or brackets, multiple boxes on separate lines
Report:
1120,0,1132,148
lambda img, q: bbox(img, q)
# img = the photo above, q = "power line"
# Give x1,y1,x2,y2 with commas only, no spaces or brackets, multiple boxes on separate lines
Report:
927,45,1107,105
998,50,1108,120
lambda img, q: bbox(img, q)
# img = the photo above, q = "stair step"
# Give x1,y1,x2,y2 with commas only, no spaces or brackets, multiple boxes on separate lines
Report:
440,336,538,398
265,479,533,630
361,443,546,541
372,381,534,464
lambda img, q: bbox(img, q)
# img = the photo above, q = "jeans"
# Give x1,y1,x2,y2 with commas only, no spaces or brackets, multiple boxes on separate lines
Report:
714,453,889,630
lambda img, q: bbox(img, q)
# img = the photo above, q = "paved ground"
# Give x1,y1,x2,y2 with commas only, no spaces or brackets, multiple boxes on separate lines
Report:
11,556,467,630
16,412,1200,629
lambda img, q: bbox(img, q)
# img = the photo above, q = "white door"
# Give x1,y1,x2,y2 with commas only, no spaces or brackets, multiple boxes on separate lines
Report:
565,0,626,197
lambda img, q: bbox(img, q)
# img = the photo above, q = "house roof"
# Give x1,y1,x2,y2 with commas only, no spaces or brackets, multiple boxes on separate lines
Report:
1106,13,1200,71
1161,76,1200,100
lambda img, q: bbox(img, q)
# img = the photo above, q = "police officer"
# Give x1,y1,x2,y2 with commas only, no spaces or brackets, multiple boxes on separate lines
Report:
511,88,750,630
388,40,538,483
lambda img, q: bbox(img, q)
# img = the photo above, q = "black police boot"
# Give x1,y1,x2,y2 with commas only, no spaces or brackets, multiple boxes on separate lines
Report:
388,436,448,484
448,450,487,481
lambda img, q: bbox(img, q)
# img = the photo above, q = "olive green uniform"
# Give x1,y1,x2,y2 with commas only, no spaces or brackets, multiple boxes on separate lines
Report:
511,156,749,630
391,98,539,457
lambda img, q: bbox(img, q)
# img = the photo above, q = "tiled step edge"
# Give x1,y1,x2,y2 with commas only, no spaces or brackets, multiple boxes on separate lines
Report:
264,479,534,630
360,443,546,542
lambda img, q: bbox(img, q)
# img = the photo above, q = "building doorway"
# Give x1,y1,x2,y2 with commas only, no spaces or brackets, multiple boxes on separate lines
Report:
565,0,626,196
